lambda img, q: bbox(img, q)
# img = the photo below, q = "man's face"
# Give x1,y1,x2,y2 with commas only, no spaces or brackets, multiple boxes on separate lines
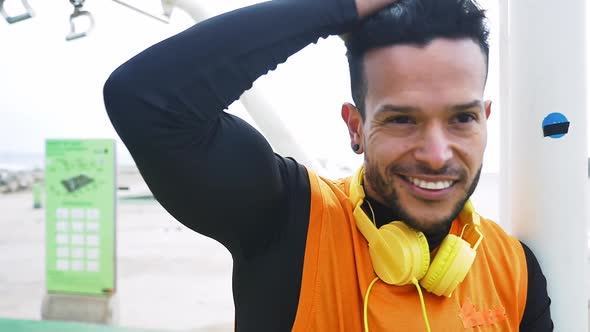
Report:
343,38,490,235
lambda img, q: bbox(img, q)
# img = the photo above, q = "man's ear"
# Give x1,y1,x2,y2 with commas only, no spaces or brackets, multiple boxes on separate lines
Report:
484,100,492,119
341,103,364,154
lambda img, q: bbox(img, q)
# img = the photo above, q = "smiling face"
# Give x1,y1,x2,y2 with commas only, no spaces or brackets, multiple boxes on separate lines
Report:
342,38,491,234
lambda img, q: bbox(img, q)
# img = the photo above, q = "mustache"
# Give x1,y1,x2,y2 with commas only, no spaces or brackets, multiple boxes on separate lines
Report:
386,163,466,179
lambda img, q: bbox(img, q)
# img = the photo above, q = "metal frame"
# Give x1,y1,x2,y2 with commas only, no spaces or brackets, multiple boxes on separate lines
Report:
111,0,172,24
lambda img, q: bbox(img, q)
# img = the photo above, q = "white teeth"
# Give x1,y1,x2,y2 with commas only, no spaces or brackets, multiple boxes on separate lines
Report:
408,177,453,190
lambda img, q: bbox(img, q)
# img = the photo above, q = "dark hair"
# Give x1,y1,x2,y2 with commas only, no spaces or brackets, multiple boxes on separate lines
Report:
345,0,490,118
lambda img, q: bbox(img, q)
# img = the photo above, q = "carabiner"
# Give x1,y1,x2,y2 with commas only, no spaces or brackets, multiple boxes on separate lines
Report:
0,0,34,24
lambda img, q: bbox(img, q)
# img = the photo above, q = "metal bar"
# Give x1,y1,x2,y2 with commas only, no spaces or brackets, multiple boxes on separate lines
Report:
111,0,170,24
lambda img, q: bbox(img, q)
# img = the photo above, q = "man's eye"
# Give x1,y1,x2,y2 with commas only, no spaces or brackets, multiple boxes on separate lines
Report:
455,113,477,123
386,116,413,124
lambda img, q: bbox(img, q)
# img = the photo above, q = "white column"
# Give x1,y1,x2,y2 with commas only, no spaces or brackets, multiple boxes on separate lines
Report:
499,0,588,330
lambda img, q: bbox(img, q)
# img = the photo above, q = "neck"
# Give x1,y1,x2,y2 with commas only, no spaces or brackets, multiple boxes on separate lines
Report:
363,195,451,250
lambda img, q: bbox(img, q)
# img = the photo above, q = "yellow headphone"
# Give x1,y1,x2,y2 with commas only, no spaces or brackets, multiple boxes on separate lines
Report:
350,166,483,297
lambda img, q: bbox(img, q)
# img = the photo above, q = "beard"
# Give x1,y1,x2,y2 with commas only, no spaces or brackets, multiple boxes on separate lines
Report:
364,158,482,236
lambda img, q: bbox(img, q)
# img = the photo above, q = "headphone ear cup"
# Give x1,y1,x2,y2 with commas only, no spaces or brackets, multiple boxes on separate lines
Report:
369,222,430,285
420,235,476,297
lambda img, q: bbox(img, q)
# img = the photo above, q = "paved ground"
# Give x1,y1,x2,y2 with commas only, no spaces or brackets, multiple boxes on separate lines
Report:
0,184,234,332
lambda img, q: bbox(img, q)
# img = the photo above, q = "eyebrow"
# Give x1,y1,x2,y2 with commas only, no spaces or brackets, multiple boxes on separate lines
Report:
375,100,484,115
452,100,484,111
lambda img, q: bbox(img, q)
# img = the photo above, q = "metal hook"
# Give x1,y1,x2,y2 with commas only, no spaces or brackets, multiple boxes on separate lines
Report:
66,0,95,41
0,0,34,24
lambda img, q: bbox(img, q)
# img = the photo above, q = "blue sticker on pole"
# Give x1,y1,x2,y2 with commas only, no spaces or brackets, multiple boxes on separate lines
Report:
542,113,570,139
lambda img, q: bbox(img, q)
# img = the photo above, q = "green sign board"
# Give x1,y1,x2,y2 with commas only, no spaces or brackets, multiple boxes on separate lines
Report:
45,139,116,295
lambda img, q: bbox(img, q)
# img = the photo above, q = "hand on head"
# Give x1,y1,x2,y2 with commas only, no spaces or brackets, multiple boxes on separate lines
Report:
356,0,399,18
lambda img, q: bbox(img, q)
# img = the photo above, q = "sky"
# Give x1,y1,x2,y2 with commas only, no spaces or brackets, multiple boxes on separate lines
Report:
0,0,588,174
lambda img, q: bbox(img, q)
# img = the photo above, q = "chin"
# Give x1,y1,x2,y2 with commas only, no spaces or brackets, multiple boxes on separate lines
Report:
400,202,462,234
405,216,450,234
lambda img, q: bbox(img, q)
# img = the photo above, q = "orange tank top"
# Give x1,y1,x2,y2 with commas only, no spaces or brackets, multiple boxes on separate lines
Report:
291,170,528,331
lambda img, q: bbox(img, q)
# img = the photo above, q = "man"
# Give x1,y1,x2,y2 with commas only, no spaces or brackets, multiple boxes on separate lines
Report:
104,0,553,330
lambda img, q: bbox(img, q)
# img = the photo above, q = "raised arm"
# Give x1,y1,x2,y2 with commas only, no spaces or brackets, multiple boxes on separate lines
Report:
103,0,394,255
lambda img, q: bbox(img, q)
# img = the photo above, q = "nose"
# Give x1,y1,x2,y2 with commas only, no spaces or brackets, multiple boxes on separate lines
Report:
413,123,453,171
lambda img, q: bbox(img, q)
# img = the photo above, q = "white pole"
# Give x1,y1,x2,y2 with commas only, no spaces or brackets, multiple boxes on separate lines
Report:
499,0,588,330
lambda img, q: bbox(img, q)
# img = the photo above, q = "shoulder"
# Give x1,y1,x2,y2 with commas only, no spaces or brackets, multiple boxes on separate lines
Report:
479,217,523,249
307,169,353,201
477,217,530,274
304,171,358,229
475,217,553,329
